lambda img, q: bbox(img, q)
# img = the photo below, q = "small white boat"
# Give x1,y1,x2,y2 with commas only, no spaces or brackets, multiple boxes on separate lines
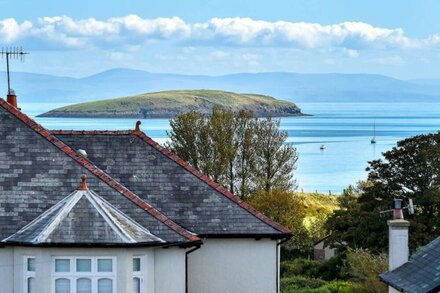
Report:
320,144,326,150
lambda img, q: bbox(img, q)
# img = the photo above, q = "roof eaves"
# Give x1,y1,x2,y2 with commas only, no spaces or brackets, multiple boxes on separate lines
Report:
0,99,200,244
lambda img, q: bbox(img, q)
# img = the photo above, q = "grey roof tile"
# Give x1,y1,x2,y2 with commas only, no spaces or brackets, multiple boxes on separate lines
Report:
53,132,287,236
0,103,196,245
380,236,440,293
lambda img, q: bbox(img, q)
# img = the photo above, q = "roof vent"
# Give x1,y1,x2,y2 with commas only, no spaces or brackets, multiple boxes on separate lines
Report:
78,149,88,158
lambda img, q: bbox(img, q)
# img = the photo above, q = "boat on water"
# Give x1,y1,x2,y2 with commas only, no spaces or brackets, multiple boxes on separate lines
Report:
320,144,326,150
371,121,377,144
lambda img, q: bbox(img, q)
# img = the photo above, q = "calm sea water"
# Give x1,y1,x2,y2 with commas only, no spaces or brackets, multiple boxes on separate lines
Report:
21,102,440,194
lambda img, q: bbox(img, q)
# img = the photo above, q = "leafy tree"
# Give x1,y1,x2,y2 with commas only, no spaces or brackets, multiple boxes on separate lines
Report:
167,108,298,197
327,133,440,252
254,118,298,193
250,189,310,249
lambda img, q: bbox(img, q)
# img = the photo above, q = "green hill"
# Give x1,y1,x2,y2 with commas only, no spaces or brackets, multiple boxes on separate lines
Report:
38,89,305,119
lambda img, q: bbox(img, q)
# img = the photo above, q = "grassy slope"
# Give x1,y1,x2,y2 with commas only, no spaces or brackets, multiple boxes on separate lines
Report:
39,89,302,118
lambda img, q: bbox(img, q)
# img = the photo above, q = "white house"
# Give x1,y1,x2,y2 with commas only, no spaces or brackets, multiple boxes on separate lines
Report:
0,93,290,293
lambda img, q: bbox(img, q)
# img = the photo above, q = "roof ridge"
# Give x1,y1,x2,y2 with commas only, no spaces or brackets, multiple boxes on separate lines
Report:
0,99,200,243
132,131,291,234
50,130,132,135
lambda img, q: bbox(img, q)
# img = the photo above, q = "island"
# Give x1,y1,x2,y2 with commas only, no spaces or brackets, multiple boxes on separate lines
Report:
38,90,306,119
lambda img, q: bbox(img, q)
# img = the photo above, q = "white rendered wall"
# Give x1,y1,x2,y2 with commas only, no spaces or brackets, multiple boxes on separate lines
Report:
0,246,186,293
0,247,14,293
154,248,186,293
188,238,278,293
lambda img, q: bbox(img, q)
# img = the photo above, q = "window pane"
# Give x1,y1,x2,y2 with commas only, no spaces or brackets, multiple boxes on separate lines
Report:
27,258,36,272
132,277,141,293
76,259,92,272
55,259,70,272
55,278,71,293
97,259,112,272
27,277,36,293
77,278,91,293
133,258,141,272
98,278,113,293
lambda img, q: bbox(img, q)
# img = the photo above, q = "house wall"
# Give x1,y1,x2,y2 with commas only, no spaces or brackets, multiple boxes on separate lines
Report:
0,247,14,293
155,248,186,293
188,238,278,293
0,246,186,293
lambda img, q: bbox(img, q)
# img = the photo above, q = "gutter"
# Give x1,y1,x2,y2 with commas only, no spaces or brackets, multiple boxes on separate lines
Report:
276,237,291,293
185,244,202,293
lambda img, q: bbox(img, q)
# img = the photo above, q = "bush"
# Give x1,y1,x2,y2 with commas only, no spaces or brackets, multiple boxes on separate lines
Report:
281,275,327,290
281,257,345,281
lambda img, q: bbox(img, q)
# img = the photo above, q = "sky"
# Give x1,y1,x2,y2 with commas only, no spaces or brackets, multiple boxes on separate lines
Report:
0,0,439,78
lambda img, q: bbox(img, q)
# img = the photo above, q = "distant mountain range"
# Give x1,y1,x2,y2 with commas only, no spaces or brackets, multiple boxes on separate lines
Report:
2,68,440,103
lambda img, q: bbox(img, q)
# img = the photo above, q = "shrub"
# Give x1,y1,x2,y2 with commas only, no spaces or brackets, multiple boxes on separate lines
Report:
281,275,327,290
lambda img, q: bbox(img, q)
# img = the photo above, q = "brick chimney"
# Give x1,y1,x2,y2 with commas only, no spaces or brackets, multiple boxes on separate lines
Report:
6,89,17,108
387,199,409,293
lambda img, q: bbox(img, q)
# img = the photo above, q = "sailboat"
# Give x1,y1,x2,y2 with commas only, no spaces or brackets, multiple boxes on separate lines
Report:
371,121,377,144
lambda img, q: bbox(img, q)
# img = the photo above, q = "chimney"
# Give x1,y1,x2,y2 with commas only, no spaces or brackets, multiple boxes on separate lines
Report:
387,199,409,292
6,89,17,108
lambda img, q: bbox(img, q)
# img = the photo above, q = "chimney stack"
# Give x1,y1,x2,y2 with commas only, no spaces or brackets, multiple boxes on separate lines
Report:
387,199,410,293
6,89,17,108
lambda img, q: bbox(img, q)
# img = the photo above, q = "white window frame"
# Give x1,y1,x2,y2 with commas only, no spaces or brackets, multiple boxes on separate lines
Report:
52,256,117,293
24,256,36,293
132,255,146,293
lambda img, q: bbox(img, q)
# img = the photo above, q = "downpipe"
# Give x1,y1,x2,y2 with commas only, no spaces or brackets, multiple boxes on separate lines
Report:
276,237,290,293
186,245,201,293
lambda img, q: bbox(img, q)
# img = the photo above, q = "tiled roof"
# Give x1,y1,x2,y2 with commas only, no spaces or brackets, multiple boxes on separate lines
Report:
3,187,165,245
0,98,200,246
380,235,440,293
51,128,291,237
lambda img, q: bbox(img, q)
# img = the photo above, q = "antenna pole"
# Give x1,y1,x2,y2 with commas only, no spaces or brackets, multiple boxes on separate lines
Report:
6,53,10,94
1,47,28,95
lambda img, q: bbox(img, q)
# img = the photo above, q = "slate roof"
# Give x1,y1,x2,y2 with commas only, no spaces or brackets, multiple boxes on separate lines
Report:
380,235,440,293
3,186,164,245
51,128,291,238
0,99,200,247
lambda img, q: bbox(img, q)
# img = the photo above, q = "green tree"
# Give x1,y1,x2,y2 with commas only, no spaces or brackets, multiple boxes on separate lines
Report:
254,117,298,193
327,133,440,252
167,108,298,197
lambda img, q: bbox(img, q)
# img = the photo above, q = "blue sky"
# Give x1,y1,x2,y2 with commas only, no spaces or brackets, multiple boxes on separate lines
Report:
0,0,438,78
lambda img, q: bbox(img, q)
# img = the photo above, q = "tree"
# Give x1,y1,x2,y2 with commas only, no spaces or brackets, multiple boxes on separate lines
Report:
326,133,440,252
250,189,310,249
254,117,298,193
167,108,298,197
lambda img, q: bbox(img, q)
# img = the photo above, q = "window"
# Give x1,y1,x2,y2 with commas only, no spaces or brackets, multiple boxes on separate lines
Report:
52,257,116,293
132,257,144,293
24,256,36,293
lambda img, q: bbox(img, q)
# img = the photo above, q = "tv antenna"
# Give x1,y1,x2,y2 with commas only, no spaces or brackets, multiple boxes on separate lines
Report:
1,47,29,94
379,198,415,218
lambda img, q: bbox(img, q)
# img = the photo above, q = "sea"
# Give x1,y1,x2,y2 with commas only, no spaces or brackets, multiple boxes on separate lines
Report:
21,102,440,195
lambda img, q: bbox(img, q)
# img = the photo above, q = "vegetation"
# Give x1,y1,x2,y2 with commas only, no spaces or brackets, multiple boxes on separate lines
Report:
280,249,387,293
327,132,440,252
250,190,338,250
39,89,304,118
167,107,298,196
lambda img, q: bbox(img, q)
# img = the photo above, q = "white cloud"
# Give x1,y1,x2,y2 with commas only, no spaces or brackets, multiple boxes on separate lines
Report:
0,15,437,52
0,18,32,43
